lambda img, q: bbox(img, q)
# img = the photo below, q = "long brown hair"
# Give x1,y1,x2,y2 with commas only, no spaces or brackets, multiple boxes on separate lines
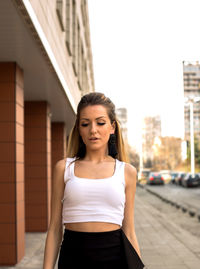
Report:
66,92,128,162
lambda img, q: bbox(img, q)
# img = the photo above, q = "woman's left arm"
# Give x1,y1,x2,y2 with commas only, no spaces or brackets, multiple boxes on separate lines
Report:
122,163,142,258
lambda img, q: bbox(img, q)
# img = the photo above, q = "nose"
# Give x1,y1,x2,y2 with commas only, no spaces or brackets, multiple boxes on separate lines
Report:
90,122,97,134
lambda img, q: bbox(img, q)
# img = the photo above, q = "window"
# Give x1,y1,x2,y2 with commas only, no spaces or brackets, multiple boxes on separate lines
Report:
72,1,78,75
65,0,72,55
56,0,65,31
81,0,87,28
78,25,83,91
81,46,84,91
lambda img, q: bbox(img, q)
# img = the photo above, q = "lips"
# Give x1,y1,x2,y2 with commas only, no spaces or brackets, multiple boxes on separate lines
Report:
89,137,99,141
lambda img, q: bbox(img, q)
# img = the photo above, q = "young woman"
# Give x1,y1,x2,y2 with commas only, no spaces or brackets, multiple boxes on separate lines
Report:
43,92,144,269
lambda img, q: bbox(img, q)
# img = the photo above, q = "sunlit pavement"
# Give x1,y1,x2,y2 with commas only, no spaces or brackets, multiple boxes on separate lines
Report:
1,186,200,269
141,182,200,220
0,233,47,269
135,185,200,269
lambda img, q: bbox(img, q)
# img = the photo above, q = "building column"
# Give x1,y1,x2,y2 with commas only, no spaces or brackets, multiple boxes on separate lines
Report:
25,101,51,232
0,62,25,265
51,122,67,170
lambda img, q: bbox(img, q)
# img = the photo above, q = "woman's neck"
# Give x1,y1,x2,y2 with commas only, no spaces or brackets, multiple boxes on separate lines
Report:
83,150,113,163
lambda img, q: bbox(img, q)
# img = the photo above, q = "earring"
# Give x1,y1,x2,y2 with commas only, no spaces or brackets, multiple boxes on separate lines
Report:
78,136,86,158
108,134,118,158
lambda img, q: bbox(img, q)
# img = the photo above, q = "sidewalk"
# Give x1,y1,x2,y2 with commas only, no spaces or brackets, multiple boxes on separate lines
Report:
1,185,200,269
135,185,200,269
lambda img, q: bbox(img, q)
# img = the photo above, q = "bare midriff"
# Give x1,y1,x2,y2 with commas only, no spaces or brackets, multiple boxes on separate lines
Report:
64,222,121,232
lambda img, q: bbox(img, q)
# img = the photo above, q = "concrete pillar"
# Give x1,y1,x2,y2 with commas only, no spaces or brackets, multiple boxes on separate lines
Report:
51,122,67,170
24,101,51,232
0,62,25,265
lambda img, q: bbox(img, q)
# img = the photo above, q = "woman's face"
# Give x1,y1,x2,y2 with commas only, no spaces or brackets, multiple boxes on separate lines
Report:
79,105,115,153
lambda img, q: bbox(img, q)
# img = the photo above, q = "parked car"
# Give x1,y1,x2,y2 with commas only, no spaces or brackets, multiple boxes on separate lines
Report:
138,169,151,182
181,173,200,187
170,172,179,184
147,172,164,185
175,172,186,186
160,170,172,183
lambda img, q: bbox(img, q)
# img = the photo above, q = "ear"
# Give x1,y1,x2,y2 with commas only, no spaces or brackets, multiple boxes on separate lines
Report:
110,121,116,134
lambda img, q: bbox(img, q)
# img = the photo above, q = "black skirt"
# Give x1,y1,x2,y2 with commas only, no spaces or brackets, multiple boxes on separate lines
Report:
58,228,145,269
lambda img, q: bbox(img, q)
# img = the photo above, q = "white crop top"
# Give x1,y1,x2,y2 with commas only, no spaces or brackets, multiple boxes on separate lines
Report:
62,157,126,226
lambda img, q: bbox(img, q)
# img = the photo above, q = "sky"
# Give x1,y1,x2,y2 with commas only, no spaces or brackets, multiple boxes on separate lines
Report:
88,0,200,150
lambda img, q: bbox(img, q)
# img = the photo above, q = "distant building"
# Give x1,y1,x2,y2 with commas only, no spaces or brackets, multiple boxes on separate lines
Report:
183,61,200,141
142,115,161,164
116,108,128,141
152,136,182,170
0,0,94,265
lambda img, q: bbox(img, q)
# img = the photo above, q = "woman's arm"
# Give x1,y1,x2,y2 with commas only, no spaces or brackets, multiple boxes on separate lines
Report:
43,159,66,269
122,163,142,258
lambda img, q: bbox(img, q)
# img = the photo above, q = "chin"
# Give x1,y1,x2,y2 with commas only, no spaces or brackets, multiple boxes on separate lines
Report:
87,145,101,150
86,144,105,151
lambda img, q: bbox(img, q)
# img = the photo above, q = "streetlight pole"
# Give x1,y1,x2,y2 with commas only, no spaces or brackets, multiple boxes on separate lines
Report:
189,101,195,175
139,123,143,176
185,96,200,176
139,136,143,172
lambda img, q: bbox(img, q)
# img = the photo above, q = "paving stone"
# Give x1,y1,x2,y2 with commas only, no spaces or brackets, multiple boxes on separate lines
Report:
135,186,200,269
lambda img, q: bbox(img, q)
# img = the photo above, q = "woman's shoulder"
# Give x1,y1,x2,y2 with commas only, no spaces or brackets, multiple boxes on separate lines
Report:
124,162,137,173
116,159,137,177
66,157,76,162
54,158,66,171
55,156,76,167
117,159,137,174
124,162,137,184
52,159,67,184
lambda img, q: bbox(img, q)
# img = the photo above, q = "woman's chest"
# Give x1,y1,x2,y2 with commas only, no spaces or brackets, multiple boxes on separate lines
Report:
74,162,116,179
63,178,125,207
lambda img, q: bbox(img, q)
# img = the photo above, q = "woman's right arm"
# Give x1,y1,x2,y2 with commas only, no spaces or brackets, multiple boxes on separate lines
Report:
43,159,66,269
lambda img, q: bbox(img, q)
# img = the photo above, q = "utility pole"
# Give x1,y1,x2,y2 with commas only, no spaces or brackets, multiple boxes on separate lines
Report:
189,101,195,175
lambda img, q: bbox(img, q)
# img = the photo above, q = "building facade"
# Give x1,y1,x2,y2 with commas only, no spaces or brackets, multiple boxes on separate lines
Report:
116,108,128,142
142,115,161,165
0,0,94,265
152,136,182,171
183,61,200,141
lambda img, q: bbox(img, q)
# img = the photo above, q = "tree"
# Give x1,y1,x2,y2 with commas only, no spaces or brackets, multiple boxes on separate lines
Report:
144,158,153,169
187,136,200,167
127,145,140,171
152,136,182,171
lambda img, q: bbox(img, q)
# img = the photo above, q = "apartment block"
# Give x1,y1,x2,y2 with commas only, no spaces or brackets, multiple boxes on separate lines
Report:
116,108,128,142
142,115,161,164
183,61,200,141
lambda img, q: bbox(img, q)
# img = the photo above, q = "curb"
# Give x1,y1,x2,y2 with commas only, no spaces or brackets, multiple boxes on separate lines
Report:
137,183,200,222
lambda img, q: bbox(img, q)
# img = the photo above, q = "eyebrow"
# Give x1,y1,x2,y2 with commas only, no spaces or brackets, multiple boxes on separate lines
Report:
80,116,107,121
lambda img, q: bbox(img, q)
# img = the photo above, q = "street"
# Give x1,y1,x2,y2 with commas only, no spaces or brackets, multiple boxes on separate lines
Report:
143,182,200,220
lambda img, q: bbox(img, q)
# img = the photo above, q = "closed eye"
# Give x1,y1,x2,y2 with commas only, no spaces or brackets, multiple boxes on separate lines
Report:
81,123,88,127
81,122,106,127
